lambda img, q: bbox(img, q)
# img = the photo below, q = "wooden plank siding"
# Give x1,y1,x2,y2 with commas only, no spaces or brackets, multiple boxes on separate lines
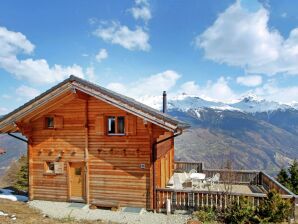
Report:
26,95,173,208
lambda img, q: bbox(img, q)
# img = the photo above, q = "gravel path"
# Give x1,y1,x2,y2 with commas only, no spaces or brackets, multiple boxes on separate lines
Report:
29,200,190,224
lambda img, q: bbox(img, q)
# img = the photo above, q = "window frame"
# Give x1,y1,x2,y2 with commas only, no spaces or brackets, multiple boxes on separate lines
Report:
44,161,55,174
107,115,126,136
45,116,54,129
44,161,64,175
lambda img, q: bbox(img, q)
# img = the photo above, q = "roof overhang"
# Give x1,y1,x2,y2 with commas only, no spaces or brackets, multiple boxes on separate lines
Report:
0,83,73,133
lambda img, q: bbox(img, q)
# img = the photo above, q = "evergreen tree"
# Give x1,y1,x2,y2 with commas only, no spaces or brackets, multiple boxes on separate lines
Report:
277,168,290,189
13,155,28,192
289,159,298,194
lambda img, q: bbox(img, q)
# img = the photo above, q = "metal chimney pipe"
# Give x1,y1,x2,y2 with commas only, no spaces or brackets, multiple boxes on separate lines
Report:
162,91,167,113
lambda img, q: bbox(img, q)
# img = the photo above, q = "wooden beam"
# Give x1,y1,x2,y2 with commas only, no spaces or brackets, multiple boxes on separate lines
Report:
67,162,71,201
28,137,33,200
84,99,90,204
147,123,154,210
74,90,89,101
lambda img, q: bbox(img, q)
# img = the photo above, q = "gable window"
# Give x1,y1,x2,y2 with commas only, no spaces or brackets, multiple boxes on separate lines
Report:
45,117,54,128
44,115,64,129
107,116,125,135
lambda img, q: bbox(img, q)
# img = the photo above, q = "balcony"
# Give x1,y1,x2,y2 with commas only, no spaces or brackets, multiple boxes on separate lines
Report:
156,161,298,219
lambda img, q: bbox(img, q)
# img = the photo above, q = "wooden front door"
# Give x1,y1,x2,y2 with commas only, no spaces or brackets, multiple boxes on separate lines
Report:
69,162,85,200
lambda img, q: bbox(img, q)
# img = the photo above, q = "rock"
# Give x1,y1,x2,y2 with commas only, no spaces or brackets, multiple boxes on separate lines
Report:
0,211,8,216
11,217,16,220
89,204,97,209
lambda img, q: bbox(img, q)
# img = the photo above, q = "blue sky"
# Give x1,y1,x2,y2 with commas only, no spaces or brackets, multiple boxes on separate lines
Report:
1,0,298,113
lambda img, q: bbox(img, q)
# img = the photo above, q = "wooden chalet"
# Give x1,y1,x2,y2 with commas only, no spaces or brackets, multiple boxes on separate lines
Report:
0,75,189,209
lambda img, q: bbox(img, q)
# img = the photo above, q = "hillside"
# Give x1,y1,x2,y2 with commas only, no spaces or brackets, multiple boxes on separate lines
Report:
0,134,26,177
169,95,298,174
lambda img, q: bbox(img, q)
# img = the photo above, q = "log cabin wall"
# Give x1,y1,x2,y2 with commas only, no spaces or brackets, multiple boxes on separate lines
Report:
87,97,151,208
28,95,172,208
152,126,175,188
29,97,85,201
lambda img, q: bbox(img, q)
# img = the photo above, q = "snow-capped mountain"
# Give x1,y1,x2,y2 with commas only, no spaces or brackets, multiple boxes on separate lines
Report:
167,94,298,173
164,93,293,114
230,95,291,113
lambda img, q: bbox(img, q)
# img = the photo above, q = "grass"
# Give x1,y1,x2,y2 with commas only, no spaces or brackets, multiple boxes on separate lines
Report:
0,199,117,224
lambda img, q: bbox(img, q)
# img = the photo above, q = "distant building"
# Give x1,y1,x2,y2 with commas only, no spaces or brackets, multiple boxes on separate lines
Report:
0,148,6,155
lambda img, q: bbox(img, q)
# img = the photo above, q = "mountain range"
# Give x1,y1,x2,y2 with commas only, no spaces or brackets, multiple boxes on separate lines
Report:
1,94,298,176
165,94,298,174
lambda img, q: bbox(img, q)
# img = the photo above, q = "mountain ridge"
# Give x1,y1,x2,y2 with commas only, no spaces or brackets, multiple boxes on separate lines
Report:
1,94,298,175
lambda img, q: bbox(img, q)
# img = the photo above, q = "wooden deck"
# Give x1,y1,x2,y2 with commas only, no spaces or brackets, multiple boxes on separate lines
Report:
156,161,298,220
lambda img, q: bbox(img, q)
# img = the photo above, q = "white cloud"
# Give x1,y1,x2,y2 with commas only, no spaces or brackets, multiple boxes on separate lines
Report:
107,70,180,98
236,75,263,87
95,48,108,62
85,66,98,82
129,0,152,22
196,1,298,76
93,21,150,51
0,26,85,85
179,77,236,103
252,80,298,104
16,85,40,99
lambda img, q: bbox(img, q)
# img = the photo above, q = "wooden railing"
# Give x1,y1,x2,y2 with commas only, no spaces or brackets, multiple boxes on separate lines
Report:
259,172,297,197
156,188,296,218
170,161,298,219
174,161,204,172
174,161,260,185
203,168,260,185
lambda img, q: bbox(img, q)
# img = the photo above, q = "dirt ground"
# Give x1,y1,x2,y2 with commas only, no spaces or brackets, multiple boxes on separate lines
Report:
0,199,117,224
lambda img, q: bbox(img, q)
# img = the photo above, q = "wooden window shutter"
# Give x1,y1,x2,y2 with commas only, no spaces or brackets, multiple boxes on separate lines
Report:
95,115,105,135
54,116,64,129
126,115,137,136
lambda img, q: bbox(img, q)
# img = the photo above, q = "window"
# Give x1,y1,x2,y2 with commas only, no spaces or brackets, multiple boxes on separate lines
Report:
45,117,54,128
117,116,125,134
75,167,82,175
44,161,64,174
45,161,55,173
108,116,116,134
107,116,125,135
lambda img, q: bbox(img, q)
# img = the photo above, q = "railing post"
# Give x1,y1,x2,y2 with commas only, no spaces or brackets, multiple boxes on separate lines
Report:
172,191,177,213
156,190,160,212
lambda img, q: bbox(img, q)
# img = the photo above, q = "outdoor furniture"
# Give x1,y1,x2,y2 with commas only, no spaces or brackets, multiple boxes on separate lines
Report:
189,169,197,175
205,173,220,187
173,173,183,189
190,172,206,189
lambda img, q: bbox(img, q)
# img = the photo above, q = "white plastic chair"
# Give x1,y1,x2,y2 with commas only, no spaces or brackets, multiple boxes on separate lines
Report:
206,173,220,187
189,169,197,175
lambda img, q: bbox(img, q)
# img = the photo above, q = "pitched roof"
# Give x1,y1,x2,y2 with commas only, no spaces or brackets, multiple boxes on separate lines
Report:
0,75,189,133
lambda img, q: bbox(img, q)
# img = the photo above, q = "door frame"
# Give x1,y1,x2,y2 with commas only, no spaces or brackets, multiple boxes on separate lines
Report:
67,161,86,202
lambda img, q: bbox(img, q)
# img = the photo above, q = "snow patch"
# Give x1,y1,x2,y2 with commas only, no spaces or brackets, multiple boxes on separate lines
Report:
0,189,28,202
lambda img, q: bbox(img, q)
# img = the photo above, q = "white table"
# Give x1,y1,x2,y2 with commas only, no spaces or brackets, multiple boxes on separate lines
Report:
190,173,206,189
